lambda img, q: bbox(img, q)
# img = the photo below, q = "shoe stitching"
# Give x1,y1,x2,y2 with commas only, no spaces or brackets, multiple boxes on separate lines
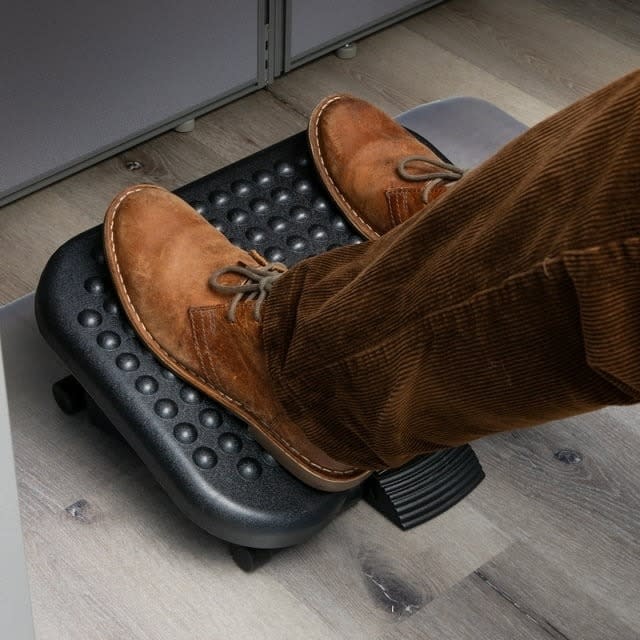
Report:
312,95,380,239
385,189,401,227
190,309,209,376
392,189,400,226
107,185,360,477
385,187,421,226
204,309,220,385
190,308,221,388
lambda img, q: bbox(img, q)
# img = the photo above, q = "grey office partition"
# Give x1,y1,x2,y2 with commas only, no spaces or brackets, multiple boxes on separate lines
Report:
0,323,35,639
0,1,263,207
0,0,449,207
284,0,445,70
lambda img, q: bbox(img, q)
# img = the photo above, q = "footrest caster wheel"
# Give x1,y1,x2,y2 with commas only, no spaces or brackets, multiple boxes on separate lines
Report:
52,375,86,415
363,445,485,530
229,544,277,572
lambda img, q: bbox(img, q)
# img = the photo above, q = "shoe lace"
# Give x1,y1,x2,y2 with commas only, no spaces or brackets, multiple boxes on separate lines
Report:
209,261,287,322
397,155,465,203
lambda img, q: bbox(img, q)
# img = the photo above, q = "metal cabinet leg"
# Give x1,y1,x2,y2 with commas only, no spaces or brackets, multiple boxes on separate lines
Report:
174,119,196,133
335,42,357,59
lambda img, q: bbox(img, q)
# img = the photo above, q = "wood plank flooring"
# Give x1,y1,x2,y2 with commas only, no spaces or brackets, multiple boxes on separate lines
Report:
2,1,640,638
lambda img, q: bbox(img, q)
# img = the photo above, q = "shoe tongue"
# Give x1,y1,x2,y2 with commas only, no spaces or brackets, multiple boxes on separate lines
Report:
241,249,268,268
231,250,272,285
427,181,448,202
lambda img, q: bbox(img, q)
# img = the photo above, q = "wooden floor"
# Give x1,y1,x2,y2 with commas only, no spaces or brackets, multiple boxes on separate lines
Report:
2,0,640,638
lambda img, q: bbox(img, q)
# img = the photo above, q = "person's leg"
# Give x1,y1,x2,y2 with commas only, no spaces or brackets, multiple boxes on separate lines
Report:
262,69,640,470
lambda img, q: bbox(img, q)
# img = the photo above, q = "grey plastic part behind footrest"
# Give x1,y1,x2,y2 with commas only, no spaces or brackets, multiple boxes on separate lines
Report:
396,96,528,169
363,445,485,530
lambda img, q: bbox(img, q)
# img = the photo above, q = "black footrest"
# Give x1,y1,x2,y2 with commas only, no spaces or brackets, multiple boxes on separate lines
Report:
364,445,484,530
36,128,484,560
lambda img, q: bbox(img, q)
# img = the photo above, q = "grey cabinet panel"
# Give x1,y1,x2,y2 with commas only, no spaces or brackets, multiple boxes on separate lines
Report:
287,0,442,65
1,1,260,204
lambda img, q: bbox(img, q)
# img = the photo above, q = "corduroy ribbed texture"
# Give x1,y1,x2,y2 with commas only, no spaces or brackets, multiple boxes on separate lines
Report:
261,69,640,470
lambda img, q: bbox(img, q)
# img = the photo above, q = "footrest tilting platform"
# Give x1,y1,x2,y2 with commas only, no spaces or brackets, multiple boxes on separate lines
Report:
36,131,484,571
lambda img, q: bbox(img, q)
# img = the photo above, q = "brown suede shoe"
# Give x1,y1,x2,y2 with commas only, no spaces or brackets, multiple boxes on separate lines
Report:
103,184,370,492
309,94,465,240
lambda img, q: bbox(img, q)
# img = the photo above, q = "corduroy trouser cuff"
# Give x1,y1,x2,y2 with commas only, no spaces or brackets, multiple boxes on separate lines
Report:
262,70,640,469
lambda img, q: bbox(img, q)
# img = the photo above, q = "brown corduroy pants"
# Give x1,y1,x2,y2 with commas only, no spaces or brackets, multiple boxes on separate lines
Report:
262,69,640,470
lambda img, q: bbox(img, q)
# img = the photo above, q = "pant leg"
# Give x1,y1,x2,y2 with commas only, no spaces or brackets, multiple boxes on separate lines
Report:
262,69,640,470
